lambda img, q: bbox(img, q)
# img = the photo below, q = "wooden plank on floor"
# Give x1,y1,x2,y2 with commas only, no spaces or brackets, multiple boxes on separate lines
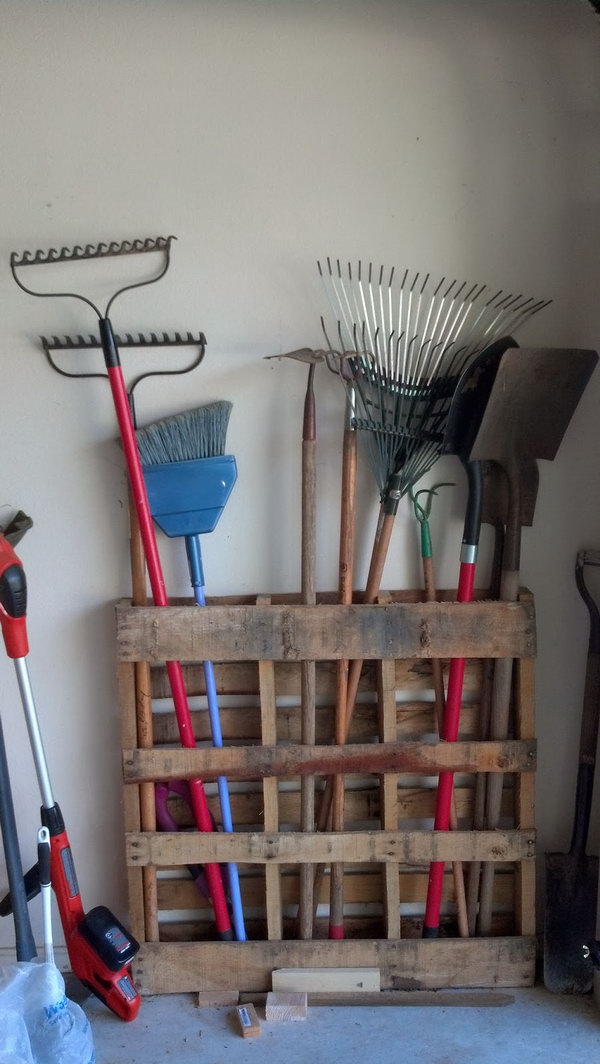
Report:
127,829,535,867
132,936,536,994
116,600,536,663
123,738,536,783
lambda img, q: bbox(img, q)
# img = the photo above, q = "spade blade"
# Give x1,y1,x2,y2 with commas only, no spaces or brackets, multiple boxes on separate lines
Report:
544,852,598,993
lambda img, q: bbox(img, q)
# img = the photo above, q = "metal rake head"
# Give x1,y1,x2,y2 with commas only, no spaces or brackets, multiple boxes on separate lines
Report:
10,235,176,319
317,256,551,500
40,329,206,409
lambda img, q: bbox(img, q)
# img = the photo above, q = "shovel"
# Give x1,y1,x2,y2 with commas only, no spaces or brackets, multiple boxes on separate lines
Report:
423,335,517,936
468,347,598,936
544,549,600,993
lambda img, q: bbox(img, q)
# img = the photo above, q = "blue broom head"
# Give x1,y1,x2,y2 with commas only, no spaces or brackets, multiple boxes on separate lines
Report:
137,400,236,536
136,400,233,464
142,454,238,537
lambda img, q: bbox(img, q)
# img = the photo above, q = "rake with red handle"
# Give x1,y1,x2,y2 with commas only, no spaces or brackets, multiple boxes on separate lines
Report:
10,237,233,942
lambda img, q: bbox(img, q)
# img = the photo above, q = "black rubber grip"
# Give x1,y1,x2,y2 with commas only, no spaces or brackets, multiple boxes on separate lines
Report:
0,564,27,618
41,803,65,836
37,838,51,887
99,318,121,368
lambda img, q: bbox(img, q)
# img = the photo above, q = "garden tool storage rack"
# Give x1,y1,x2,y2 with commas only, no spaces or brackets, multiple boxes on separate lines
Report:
117,581,538,996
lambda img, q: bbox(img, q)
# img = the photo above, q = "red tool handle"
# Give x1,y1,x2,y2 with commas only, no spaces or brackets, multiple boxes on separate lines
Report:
423,560,475,933
104,333,231,938
0,537,29,658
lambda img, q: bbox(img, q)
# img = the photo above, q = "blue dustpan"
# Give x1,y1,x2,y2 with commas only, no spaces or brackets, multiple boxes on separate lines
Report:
142,454,238,537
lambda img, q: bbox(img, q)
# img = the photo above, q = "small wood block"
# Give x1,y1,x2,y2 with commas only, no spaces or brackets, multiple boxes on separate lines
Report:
197,990,239,1008
272,967,381,993
265,992,308,1021
234,1003,261,1038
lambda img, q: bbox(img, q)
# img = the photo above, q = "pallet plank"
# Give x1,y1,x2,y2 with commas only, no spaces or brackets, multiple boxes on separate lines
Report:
117,601,536,663
132,937,536,993
156,867,515,911
123,739,536,783
150,659,484,700
257,601,283,941
152,701,483,745
127,829,534,867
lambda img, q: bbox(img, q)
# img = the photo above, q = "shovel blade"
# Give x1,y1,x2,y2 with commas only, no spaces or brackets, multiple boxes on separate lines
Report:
544,851,599,993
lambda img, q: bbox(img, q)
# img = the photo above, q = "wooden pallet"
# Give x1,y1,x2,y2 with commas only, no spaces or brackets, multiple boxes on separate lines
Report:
117,589,536,995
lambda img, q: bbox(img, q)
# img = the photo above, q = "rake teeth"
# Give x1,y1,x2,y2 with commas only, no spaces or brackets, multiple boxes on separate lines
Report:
40,329,206,352
11,235,176,268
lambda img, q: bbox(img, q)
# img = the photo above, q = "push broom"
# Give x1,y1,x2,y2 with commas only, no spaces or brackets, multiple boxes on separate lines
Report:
11,236,233,942
135,399,246,942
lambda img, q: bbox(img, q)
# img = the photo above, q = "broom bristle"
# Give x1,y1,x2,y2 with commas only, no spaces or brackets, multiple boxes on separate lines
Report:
136,400,233,465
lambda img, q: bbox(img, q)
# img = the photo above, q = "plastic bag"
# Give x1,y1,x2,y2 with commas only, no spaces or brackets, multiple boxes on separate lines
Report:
0,963,95,1064
0,1008,35,1064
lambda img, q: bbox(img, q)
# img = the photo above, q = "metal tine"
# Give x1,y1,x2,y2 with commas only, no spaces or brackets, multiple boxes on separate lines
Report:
41,330,205,351
327,258,354,350
430,279,467,376
356,261,377,365
432,280,484,381
11,235,175,268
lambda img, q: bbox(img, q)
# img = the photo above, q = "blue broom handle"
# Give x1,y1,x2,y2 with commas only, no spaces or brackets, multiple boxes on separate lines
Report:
185,535,246,942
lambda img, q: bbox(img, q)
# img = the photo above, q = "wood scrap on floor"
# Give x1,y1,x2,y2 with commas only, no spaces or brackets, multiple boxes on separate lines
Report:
234,1003,261,1038
272,967,381,993
265,992,308,1021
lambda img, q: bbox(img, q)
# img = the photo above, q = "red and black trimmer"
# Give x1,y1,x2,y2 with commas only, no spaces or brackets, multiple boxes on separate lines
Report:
10,237,233,943
0,533,141,1020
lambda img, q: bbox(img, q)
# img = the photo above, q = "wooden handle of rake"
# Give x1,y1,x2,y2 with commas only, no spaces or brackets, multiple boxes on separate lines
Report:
299,365,317,940
129,493,159,943
315,505,396,838
329,424,357,939
422,554,468,939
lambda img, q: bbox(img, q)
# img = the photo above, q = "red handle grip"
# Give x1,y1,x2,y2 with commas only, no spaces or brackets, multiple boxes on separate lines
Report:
0,535,29,657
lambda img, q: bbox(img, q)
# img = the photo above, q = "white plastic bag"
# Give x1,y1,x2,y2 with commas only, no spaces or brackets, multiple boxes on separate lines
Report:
0,1008,35,1064
0,963,95,1064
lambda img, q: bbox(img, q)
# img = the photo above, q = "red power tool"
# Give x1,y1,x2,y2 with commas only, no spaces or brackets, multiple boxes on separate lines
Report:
0,533,141,1021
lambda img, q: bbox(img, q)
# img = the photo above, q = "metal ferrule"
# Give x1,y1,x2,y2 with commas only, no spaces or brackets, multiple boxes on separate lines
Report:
383,472,403,515
345,385,356,430
460,542,478,565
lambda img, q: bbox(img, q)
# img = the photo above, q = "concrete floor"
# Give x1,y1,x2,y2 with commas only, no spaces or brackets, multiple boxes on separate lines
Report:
87,987,600,1064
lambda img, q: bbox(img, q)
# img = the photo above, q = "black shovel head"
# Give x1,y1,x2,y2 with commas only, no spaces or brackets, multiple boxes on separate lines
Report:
544,851,598,993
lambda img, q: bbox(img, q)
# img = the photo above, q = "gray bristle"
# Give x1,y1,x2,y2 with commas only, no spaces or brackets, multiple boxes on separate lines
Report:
136,400,233,465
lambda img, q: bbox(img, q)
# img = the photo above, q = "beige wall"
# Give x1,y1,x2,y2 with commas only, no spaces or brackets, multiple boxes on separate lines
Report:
0,0,598,948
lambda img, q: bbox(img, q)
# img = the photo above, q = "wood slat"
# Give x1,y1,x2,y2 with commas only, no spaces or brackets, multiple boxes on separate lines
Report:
127,829,535,867
123,739,535,783
156,867,514,911
150,659,485,700
117,600,536,663
378,658,401,938
257,604,283,941
132,937,536,994
118,662,145,943
159,912,515,944
514,655,536,936
152,701,483,745
166,784,514,829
